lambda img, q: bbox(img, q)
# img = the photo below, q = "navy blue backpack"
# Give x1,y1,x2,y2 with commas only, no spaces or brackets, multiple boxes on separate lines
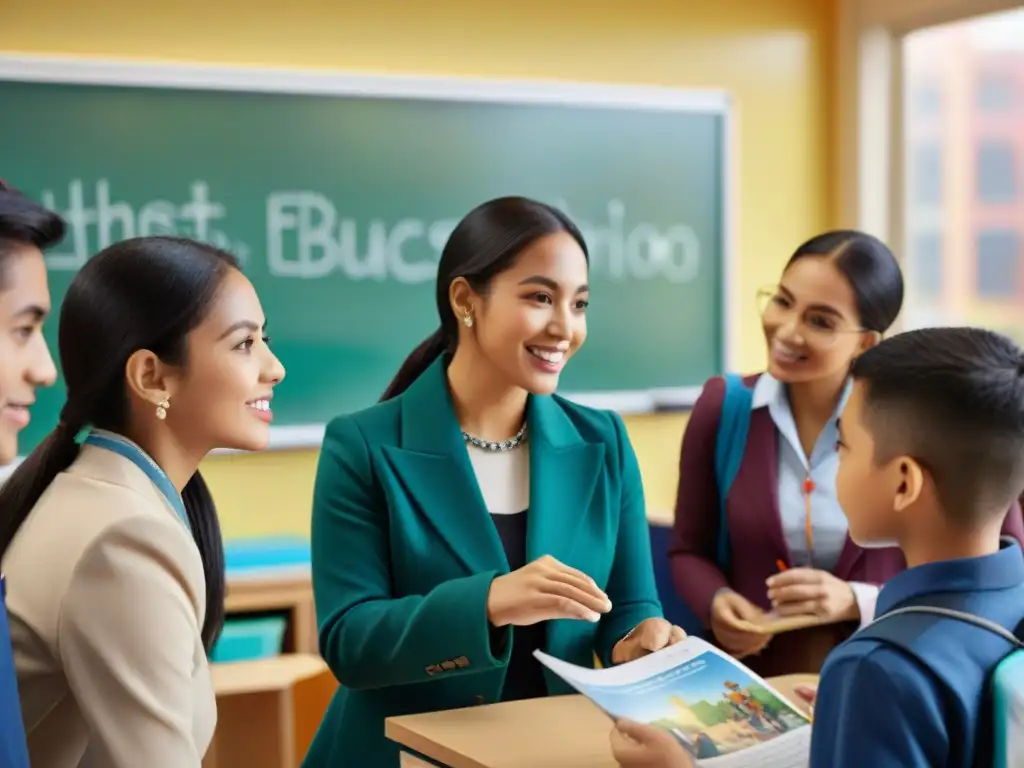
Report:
858,603,1024,768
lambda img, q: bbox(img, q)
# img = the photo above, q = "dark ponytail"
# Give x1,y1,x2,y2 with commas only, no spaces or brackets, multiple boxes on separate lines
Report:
0,420,81,559
379,196,588,402
380,328,447,401
182,470,225,652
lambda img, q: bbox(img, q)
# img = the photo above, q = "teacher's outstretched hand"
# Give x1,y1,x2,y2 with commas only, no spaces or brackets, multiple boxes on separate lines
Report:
486,555,612,626
612,619,687,664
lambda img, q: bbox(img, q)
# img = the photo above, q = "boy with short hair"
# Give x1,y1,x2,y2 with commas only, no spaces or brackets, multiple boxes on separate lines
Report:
811,326,1024,766
610,326,1024,768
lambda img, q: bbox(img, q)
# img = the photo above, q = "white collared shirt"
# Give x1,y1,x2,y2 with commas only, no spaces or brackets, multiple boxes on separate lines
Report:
752,373,878,626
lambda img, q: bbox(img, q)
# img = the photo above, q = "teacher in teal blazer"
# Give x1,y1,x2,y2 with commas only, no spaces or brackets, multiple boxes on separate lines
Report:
304,196,684,767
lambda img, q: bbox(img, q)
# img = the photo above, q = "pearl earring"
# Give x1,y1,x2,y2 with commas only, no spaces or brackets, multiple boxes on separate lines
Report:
463,314,473,328
156,398,170,420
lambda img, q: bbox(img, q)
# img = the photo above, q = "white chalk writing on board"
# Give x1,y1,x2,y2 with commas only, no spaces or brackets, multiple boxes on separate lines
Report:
38,179,702,286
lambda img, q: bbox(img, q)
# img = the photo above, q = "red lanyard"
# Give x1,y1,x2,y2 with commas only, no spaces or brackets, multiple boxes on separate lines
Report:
803,473,815,562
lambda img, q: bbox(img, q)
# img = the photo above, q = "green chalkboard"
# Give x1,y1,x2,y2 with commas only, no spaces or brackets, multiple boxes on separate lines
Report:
0,57,732,452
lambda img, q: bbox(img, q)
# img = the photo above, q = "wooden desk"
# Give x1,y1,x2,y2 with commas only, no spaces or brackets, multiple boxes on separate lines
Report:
203,654,337,768
387,674,817,768
225,570,317,655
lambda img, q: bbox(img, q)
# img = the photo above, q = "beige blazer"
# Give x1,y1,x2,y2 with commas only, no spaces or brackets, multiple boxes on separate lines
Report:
2,442,216,767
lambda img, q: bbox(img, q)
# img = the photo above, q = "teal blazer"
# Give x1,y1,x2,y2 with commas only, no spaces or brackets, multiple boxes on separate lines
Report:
302,358,662,766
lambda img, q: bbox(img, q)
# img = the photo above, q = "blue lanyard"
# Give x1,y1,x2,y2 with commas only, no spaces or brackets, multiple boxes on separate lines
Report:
82,430,192,535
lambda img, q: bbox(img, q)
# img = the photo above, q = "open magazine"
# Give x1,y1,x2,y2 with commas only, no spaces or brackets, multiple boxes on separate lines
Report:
534,636,811,768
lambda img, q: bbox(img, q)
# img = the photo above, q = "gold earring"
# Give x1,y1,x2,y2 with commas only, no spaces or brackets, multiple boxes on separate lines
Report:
463,313,473,328
155,398,170,420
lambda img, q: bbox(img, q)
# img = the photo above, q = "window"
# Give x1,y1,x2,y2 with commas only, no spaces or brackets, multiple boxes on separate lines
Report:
977,141,1017,202
910,231,942,298
977,74,1014,110
912,143,942,206
901,7,1024,333
976,229,1020,299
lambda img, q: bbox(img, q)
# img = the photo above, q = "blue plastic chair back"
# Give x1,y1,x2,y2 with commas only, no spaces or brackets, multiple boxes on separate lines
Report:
0,577,30,767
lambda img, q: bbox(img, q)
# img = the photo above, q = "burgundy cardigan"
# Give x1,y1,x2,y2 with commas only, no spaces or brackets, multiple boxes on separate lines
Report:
668,374,1024,677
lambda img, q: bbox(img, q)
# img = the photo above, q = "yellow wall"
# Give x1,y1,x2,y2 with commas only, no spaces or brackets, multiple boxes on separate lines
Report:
0,0,835,536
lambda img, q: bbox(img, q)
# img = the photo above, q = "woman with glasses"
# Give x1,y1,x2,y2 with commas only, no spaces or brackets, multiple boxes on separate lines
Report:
668,230,1023,676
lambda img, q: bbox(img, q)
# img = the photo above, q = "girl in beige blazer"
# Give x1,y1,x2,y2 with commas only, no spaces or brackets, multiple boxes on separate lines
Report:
0,235,286,767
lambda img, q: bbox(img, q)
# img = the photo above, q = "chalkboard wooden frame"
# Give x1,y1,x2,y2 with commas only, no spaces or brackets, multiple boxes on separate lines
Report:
0,53,737,453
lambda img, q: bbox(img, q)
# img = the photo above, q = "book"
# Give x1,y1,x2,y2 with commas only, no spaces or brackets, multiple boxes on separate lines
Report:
534,636,812,768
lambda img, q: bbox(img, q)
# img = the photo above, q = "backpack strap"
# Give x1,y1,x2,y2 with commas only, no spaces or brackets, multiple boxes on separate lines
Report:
868,606,1024,648
859,605,1024,768
712,374,753,572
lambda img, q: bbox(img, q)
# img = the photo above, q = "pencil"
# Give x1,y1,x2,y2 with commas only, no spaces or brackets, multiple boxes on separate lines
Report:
776,559,788,572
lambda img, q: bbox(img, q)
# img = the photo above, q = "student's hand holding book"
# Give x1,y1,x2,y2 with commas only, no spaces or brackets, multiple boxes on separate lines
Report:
538,635,813,768
609,719,694,767
793,683,817,717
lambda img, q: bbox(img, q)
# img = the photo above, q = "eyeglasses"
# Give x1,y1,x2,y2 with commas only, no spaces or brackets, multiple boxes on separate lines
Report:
756,285,869,350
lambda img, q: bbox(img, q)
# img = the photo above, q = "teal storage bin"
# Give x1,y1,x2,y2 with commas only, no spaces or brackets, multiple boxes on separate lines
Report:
211,615,287,663
224,536,311,578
